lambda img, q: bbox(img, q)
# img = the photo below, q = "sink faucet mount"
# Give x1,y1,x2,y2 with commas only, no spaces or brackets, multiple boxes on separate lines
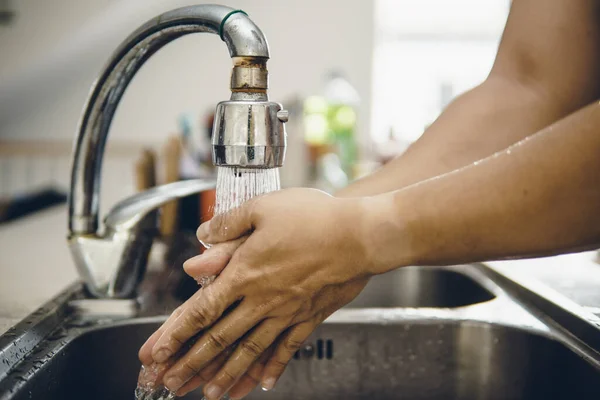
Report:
68,5,287,299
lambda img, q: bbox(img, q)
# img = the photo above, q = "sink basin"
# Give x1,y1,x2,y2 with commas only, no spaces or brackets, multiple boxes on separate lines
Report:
2,265,600,400
346,267,495,308
4,319,599,400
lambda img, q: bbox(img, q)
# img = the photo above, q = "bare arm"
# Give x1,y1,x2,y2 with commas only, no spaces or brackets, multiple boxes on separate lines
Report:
139,3,600,396
339,0,600,197
153,99,600,398
366,100,600,273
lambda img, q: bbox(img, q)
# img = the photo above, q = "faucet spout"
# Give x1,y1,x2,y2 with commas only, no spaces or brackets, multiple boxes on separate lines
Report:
67,5,287,298
69,4,269,235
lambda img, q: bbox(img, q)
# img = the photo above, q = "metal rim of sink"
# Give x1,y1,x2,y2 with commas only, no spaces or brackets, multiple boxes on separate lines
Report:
1,264,600,399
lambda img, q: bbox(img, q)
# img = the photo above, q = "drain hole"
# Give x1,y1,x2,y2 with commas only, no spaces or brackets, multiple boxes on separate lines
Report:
316,339,324,359
326,339,333,359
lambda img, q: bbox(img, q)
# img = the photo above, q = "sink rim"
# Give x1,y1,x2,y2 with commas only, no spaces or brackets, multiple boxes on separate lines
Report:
2,315,600,400
2,263,600,396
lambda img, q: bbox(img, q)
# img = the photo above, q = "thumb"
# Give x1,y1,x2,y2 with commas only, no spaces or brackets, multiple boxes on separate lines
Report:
183,236,248,279
197,200,256,244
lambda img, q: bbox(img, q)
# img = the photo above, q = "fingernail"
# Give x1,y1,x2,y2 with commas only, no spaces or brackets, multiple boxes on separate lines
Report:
164,375,183,391
153,349,170,364
261,377,276,391
204,383,223,399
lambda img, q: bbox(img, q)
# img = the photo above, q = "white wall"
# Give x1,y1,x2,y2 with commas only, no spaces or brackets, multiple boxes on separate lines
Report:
0,0,374,146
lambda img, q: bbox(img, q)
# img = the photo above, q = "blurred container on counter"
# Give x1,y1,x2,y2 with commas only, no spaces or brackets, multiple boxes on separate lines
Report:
323,70,360,177
302,71,360,192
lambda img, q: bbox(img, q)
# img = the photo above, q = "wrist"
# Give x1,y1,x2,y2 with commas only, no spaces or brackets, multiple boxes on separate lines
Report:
353,192,419,276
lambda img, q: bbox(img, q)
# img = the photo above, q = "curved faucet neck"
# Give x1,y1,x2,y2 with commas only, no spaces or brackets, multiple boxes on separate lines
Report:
68,5,270,235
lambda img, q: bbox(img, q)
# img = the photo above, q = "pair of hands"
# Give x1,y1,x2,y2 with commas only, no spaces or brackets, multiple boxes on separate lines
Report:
138,188,380,399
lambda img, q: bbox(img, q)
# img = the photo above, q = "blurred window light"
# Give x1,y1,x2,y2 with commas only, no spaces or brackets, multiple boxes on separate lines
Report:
371,0,510,144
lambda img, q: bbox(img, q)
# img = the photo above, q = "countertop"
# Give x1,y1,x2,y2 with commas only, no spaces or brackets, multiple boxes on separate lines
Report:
1,207,600,335
0,206,76,334
486,252,600,316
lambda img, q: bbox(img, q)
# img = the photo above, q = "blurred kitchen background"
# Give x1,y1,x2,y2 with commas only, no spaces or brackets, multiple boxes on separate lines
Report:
0,0,509,223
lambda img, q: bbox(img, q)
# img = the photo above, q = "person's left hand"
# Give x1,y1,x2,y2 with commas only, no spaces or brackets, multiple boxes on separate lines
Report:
138,188,382,399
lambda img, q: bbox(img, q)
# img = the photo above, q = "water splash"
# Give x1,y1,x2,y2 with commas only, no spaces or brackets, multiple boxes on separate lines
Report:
134,385,175,400
135,364,175,400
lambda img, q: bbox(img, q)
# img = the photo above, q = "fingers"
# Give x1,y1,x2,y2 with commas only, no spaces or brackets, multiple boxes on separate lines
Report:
202,319,284,399
177,344,273,399
260,320,319,391
183,236,248,279
197,200,257,244
175,347,232,397
227,370,262,399
139,325,167,366
139,306,185,365
162,302,263,392
227,350,272,399
174,374,204,398
151,282,236,364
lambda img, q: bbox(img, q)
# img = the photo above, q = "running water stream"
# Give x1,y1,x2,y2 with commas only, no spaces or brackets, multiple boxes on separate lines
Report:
135,167,281,399
214,167,281,215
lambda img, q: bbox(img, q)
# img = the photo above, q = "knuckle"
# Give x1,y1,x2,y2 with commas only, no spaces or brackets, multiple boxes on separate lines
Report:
205,331,230,352
198,368,214,381
283,337,304,354
186,303,215,329
219,367,239,384
198,360,223,381
181,359,201,376
269,357,289,370
167,331,186,347
239,339,264,359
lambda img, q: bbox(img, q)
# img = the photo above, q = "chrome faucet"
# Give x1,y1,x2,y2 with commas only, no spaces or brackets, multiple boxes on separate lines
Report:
68,5,287,299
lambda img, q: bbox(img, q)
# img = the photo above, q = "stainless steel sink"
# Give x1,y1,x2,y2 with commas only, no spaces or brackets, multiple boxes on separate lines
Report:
1,265,600,400
2,318,600,400
346,266,495,308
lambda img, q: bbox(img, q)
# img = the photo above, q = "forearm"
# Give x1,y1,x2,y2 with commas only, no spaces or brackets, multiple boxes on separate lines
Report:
338,76,572,198
339,0,600,198
364,100,600,274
